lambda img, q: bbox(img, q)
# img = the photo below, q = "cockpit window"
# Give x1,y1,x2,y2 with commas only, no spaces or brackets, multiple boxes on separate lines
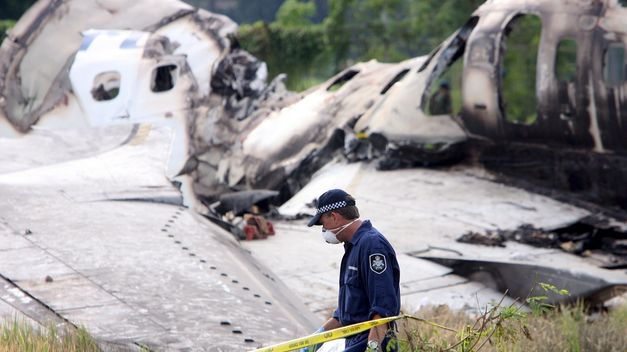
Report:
151,64,178,93
91,71,121,101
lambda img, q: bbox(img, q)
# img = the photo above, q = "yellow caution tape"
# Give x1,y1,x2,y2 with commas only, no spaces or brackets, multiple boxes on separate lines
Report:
355,132,369,140
250,315,399,352
250,314,456,352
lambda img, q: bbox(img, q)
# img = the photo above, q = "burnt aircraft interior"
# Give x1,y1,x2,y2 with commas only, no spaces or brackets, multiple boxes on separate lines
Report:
407,1,627,212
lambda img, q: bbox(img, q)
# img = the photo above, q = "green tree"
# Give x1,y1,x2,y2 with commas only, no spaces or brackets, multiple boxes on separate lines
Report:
323,0,354,71
322,0,413,63
238,0,490,91
185,0,286,24
407,0,485,54
322,0,484,66
351,0,412,62
239,0,328,91
275,0,316,27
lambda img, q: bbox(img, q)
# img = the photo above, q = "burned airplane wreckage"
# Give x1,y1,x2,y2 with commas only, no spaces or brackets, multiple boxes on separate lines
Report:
0,0,626,348
1,0,626,215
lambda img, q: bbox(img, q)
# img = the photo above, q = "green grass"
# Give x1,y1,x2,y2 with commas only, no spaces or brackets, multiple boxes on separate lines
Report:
0,319,100,352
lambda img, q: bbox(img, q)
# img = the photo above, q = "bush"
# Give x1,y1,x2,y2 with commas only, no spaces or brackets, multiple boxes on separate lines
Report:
397,301,627,352
239,21,330,91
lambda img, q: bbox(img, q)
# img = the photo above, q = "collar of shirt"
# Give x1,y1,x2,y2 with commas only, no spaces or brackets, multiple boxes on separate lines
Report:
349,220,372,246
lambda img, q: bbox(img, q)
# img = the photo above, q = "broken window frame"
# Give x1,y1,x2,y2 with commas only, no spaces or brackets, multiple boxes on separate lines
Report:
554,37,578,120
417,44,442,73
419,16,479,113
91,71,122,102
150,64,179,93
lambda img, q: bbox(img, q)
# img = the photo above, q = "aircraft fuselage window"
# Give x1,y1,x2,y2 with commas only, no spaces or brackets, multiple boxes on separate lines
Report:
603,43,626,87
151,64,178,93
555,39,577,82
91,71,121,101
555,39,577,119
501,14,542,125
380,69,409,95
327,69,359,92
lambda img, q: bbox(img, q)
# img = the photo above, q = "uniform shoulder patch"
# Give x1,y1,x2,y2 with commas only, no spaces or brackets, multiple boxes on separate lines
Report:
369,253,387,274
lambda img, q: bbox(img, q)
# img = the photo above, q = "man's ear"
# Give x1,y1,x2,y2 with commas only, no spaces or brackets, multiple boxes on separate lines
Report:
329,212,337,224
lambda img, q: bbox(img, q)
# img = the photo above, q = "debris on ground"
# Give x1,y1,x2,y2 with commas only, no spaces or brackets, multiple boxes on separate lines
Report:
457,216,627,268
376,140,466,171
499,224,560,248
213,190,279,216
237,214,275,241
457,231,506,247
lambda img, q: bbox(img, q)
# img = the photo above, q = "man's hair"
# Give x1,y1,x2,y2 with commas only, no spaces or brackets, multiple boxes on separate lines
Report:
334,195,359,220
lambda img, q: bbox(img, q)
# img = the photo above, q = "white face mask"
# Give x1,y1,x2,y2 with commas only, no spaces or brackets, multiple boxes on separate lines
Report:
321,219,359,244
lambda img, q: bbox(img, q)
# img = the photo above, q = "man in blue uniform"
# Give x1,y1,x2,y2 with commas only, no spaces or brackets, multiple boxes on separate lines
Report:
306,189,401,352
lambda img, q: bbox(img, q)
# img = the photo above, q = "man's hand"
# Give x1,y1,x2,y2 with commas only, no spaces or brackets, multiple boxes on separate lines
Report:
299,326,325,352
367,314,386,351
300,317,341,351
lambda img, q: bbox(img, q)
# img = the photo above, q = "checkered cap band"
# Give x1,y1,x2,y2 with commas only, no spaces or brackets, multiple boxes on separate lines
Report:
317,201,347,214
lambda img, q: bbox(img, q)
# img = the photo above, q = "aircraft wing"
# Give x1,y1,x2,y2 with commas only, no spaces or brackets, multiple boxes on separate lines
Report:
0,125,318,350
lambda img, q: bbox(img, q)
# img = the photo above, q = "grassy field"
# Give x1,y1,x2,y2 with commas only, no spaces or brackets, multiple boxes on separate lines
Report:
397,302,627,352
0,320,99,352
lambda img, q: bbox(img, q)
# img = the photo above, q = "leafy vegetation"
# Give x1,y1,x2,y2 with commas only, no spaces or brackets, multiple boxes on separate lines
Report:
397,302,627,352
239,1,331,91
238,0,486,90
396,285,627,352
187,0,330,25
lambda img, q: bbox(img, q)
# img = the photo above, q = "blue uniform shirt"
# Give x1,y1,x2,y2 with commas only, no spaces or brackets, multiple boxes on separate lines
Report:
332,220,400,350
